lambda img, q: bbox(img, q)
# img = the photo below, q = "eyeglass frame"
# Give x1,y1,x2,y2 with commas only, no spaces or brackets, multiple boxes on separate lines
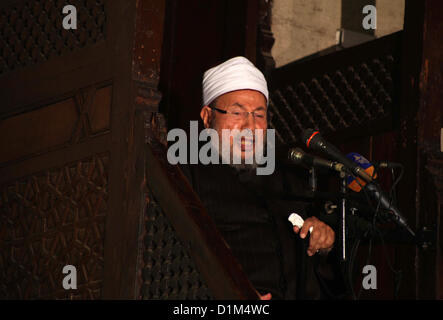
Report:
208,105,270,122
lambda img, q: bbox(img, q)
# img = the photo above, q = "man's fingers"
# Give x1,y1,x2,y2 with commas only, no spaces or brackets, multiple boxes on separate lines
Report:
308,231,320,253
260,293,272,300
295,217,336,255
317,232,326,247
308,226,334,255
300,221,314,239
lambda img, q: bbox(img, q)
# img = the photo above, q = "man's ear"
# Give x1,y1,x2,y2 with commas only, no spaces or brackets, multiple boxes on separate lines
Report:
200,106,212,128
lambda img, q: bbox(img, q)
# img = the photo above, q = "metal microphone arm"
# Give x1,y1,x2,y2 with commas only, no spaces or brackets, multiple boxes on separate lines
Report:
288,148,346,173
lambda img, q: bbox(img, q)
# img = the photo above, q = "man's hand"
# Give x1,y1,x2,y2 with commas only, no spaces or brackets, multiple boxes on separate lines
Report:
293,216,335,256
259,293,272,300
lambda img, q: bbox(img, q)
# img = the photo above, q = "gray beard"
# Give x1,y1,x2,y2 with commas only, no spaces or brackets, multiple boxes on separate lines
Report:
228,162,258,172
213,139,264,172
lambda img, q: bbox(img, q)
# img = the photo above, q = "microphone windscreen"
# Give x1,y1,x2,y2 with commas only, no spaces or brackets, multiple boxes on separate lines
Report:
301,128,317,147
346,152,377,192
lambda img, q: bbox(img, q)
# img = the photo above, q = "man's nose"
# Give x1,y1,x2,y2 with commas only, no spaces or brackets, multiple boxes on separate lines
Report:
240,112,256,131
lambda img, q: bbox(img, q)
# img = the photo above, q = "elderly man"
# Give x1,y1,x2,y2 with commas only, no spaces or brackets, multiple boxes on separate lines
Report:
181,56,345,300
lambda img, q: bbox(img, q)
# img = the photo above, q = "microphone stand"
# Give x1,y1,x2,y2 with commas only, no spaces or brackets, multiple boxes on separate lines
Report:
307,165,347,261
308,166,347,261
340,171,347,261
309,167,317,192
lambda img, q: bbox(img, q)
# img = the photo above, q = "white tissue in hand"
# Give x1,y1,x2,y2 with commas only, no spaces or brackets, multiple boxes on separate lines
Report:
288,213,304,228
288,213,313,233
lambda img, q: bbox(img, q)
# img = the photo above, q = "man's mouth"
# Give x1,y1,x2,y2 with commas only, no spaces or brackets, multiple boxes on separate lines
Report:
240,139,254,151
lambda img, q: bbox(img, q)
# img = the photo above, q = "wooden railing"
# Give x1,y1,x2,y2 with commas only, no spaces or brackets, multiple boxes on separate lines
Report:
141,134,259,299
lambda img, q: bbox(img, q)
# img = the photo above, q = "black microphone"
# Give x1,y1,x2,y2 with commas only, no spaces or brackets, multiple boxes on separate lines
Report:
288,147,345,173
364,183,415,237
301,129,374,183
374,161,404,169
345,153,415,237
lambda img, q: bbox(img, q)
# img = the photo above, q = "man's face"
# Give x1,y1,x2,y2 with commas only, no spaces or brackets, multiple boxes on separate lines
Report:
200,89,268,165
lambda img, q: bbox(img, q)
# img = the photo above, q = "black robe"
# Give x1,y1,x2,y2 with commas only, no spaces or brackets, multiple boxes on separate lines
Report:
180,162,347,300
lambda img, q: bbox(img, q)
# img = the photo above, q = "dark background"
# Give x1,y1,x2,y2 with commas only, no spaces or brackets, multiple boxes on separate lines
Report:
0,0,441,299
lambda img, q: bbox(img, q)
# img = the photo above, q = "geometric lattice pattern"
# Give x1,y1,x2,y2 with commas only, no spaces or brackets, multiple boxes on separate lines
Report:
269,54,397,145
140,190,212,300
0,0,106,75
0,154,108,299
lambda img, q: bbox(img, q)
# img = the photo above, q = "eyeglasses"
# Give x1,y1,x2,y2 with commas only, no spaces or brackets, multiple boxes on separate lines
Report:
209,106,268,122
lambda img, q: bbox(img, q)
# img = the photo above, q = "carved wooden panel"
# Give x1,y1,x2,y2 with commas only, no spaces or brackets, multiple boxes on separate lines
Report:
0,0,106,75
0,0,171,300
140,189,212,300
0,153,109,299
0,84,112,166
269,33,401,145
88,85,112,135
0,98,78,164
256,0,275,75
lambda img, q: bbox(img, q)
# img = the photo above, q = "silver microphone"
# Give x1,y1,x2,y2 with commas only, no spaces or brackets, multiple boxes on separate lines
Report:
288,147,346,173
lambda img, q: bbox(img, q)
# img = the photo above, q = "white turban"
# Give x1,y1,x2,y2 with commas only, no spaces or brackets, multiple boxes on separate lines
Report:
202,56,269,107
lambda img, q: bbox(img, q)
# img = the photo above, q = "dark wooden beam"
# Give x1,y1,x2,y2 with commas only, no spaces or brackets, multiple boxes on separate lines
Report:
415,0,443,300
394,0,426,299
102,0,166,299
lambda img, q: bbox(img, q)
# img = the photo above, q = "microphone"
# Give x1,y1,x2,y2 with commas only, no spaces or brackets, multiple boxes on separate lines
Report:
374,161,404,169
345,152,415,237
364,183,415,237
346,152,377,192
288,148,346,173
301,129,374,183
